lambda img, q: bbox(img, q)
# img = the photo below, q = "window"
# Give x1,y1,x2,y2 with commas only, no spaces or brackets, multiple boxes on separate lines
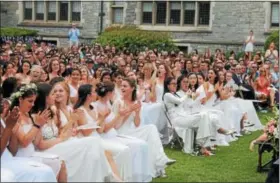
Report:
142,2,153,24
36,0,44,20
23,1,81,22
24,1,32,20
141,1,210,27
111,1,124,24
72,1,81,21
170,2,181,24
198,2,210,25
113,8,123,24
156,1,167,24
184,2,195,25
59,1,68,21
271,3,279,26
47,1,56,21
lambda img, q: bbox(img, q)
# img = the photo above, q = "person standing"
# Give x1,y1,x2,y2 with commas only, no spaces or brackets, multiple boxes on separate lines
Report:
244,30,255,61
68,23,80,48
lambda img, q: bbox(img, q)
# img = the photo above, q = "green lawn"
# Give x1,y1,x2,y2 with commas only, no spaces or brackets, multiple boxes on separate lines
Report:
153,112,273,182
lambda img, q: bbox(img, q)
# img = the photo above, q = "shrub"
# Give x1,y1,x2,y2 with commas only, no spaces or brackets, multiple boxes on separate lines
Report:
0,27,38,37
264,30,279,51
94,25,178,53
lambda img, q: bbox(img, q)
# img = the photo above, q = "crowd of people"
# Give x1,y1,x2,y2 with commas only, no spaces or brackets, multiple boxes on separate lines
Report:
0,37,279,182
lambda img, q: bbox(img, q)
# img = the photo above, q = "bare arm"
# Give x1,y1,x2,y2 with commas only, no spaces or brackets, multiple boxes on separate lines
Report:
0,125,12,156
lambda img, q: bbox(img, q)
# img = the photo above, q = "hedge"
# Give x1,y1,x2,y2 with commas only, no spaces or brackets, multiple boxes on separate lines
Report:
94,25,178,53
264,30,279,51
0,27,38,37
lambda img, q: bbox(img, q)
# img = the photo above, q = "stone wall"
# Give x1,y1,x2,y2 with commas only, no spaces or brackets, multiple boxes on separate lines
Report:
0,1,271,52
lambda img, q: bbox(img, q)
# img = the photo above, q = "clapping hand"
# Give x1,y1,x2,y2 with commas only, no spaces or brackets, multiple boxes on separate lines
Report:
35,109,51,126
6,107,19,129
98,108,111,120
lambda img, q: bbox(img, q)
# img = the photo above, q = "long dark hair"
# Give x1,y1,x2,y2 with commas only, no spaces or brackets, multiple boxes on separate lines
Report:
17,60,31,74
96,81,115,98
187,72,199,91
2,77,17,98
122,78,137,101
10,84,37,110
163,76,175,101
32,83,52,114
177,74,188,91
73,84,92,110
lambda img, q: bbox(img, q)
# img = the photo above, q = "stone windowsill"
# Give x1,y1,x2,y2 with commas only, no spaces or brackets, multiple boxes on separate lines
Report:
264,27,279,35
138,25,212,33
18,21,83,29
173,39,265,46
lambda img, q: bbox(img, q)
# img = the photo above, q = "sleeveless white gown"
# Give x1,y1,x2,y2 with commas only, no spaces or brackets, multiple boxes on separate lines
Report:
113,99,170,177
1,120,57,182
140,83,169,145
93,100,153,182
197,84,243,143
39,120,113,182
16,123,62,176
77,106,133,182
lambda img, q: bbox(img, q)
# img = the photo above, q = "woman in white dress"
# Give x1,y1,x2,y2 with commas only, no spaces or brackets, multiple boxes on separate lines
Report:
52,81,122,182
9,83,65,181
112,71,124,101
73,84,132,182
30,83,113,182
127,70,168,144
0,93,57,182
199,70,243,143
113,78,176,178
74,82,152,182
224,71,263,131
68,68,80,105
163,77,235,155
245,30,255,61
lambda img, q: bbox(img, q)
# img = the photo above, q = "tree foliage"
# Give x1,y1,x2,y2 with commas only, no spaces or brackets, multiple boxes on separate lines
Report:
94,25,178,53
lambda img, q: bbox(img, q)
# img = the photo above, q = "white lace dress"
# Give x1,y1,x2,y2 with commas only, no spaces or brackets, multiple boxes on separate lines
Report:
40,120,112,182
1,120,57,182
93,100,153,182
113,99,170,177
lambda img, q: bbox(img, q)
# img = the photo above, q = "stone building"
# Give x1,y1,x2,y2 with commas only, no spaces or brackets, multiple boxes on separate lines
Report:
0,1,279,53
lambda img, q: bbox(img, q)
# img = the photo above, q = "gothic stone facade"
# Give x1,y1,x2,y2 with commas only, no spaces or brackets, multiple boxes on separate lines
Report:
0,1,278,53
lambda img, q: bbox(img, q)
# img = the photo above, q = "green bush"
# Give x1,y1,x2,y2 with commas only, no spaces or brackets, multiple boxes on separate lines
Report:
94,25,178,53
0,27,38,37
264,30,279,51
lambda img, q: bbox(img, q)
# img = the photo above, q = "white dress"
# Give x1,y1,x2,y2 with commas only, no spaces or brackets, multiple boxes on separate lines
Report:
113,99,170,177
92,101,153,182
140,82,169,145
16,123,62,176
164,93,214,147
197,84,243,143
1,120,57,182
40,120,113,182
77,106,133,182
245,36,254,52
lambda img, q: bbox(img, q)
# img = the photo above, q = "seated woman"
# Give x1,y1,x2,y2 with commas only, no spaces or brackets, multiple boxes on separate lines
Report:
9,84,64,182
0,86,57,182
31,83,114,182
74,82,153,182
163,77,234,155
51,81,122,182
112,78,175,178
196,70,243,144
73,83,133,182
127,70,168,145
255,67,275,108
224,71,263,131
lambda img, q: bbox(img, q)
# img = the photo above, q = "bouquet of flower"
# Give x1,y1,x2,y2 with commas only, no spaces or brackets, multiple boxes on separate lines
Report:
249,106,279,152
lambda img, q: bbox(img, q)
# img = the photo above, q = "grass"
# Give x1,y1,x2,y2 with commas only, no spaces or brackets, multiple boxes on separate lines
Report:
153,111,273,182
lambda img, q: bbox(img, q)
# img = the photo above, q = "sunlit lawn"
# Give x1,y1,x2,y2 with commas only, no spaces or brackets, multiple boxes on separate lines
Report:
153,112,273,182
